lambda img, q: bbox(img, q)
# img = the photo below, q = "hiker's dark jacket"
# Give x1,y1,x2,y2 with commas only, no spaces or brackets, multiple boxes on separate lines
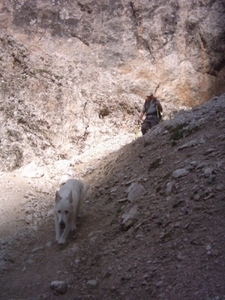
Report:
142,98,162,119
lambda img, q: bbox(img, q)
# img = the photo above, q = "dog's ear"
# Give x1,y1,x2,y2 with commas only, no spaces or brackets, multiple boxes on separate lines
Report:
55,191,61,202
69,190,73,203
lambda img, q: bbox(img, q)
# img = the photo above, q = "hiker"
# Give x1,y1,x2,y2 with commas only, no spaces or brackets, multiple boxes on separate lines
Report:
138,92,163,135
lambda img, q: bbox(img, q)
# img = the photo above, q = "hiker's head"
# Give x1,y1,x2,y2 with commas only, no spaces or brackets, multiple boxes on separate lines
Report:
146,92,153,100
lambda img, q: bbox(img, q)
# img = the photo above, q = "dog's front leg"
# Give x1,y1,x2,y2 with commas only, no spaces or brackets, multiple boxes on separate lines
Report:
58,224,71,245
54,214,60,242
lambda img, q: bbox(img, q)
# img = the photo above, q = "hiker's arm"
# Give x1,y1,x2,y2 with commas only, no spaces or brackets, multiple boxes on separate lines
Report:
138,111,145,123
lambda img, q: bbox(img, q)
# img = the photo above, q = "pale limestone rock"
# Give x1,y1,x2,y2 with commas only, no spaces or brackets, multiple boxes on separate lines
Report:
172,168,189,178
127,182,146,202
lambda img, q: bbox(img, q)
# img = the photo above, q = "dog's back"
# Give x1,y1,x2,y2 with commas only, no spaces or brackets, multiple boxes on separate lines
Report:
59,179,83,199
64,178,89,200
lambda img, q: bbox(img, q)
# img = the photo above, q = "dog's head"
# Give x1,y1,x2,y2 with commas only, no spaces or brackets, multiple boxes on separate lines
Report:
54,190,73,229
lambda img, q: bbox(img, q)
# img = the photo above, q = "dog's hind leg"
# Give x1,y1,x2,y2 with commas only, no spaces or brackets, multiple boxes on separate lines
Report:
71,218,77,231
77,184,90,218
81,184,90,201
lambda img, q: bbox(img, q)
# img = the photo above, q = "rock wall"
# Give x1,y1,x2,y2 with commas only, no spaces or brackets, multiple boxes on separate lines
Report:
1,0,224,103
0,0,224,170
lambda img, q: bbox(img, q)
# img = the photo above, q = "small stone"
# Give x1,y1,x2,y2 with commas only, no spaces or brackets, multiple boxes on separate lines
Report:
27,259,35,265
31,246,44,253
121,205,138,231
178,140,198,150
166,181,174,195
75,258,80,264
127,182,145,201
174,222,181,227
87,279,98,287
177,253,185,261
172,168,189,178
50,280,67,294
204,167,213,177
190,161,197,167
25,215,33,224
155,280,164,287
206,244,212,251
204,148,215,155
193,193,201,201
215,183,224,191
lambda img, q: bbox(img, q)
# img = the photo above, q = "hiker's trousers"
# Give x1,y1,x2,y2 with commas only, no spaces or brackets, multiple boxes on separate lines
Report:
141,115,159,135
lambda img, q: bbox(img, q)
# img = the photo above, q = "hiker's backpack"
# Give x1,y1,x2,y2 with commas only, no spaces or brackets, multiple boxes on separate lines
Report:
145,98,162,121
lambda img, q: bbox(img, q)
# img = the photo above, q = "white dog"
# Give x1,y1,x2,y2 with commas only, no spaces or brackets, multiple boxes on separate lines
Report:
54,178,89,244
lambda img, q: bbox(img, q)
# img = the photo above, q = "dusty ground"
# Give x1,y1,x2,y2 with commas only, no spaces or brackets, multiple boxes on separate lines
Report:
0,95,225,300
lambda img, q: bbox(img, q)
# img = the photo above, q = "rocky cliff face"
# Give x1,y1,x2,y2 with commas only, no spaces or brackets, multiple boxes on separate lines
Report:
0,0,224,170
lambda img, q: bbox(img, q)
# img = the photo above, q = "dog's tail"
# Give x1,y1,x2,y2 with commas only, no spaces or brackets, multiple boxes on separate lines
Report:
81,184,90,201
